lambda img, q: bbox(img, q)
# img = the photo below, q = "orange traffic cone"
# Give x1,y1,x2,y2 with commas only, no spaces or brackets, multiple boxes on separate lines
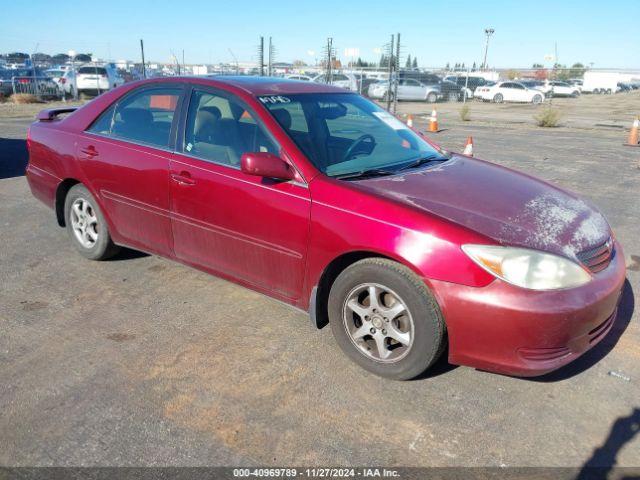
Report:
428,109,439,132
462,136,474,156
406,114,414,128
625,117,640,146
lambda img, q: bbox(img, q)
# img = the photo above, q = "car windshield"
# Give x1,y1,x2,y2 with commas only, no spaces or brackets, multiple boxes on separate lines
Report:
260,93,448,178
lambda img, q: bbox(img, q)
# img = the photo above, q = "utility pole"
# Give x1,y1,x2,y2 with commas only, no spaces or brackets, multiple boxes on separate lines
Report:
325,37,333,84
482,28,494,70
393,32,400,114
182,49,185,74
268,37,273,76
229,49,239,74
386,34,394,112
258,36,264,76
140,39,146,79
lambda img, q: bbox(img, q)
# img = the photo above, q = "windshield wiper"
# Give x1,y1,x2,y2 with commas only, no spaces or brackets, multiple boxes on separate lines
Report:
396,155,447,172
333,168,395,180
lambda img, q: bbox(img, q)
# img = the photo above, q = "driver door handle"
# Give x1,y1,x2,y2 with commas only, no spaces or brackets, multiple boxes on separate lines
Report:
171,171,196,186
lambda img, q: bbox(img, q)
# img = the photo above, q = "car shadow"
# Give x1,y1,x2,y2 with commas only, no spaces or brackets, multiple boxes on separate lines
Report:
105,247,150,261
527,278,635,383
0,137,28,179
575,407,640,480
412,343,459,380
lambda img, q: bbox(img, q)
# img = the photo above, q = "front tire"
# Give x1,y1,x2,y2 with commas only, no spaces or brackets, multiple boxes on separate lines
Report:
532,94,543,104
426,92,438,103
64,184,120,260
328,258,446,380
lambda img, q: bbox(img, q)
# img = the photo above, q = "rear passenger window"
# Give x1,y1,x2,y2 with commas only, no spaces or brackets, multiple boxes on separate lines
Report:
110,87,181,148
87,105,115,135
183,90,278,167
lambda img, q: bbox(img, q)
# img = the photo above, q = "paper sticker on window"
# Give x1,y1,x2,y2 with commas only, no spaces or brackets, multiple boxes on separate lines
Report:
186,143,193,152
372,111,408,130
258,95,291,104
150,95,178,111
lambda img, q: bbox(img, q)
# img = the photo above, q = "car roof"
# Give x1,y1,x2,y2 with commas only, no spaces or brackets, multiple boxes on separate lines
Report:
198,75,348,95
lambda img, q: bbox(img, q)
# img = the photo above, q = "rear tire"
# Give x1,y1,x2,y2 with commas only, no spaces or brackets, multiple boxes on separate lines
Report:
328,258,446,380
532,94,543,104
426,92,438,103
493,93,503,103
64,184,120,260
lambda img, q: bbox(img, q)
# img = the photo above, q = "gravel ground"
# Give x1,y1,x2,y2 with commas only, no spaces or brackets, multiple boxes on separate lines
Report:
0,94,639,468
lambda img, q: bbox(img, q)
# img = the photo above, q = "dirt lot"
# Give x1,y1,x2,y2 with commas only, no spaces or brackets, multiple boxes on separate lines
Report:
1,92,639,469
392,90,640,131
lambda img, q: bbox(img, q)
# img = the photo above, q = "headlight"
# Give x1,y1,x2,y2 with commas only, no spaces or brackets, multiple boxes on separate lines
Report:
462,244,591,290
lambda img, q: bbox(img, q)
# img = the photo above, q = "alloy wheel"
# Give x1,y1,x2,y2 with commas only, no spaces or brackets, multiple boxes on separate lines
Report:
342,283,414,363
70,197,99,248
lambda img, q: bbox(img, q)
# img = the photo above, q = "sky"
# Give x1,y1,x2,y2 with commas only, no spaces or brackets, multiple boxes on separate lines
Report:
1,0,638,69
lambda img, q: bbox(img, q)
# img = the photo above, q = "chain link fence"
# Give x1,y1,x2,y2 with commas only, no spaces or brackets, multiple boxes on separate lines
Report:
11,76,62,99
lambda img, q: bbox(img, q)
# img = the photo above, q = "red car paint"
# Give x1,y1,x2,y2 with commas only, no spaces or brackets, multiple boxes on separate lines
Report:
25,77,626,376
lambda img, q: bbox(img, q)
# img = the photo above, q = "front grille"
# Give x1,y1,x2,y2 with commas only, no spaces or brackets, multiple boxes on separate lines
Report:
576,237,614,273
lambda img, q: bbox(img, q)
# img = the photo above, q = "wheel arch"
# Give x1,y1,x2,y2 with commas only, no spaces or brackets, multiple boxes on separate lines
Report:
55,178,81,226
309,250,420,330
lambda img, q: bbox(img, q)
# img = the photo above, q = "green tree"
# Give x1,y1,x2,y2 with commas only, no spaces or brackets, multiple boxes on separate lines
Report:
568,62,586,78
412,57,417,68
405,54,412,68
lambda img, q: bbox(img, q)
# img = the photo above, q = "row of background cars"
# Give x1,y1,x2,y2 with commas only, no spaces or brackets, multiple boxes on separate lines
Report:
0,63,125,99
288,71,474,103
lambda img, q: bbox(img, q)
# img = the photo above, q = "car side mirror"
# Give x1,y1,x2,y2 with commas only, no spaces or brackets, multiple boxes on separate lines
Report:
240,152,295,181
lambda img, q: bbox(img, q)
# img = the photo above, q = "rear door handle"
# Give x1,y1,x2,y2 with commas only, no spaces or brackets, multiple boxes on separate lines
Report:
171,171,196,186
79,146,98,158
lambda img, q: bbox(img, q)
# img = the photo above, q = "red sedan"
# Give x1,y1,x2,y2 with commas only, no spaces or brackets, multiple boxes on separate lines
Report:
26,77,625,379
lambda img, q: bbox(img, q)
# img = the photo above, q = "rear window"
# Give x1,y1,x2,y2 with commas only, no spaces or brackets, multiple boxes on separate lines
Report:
78,67,107,75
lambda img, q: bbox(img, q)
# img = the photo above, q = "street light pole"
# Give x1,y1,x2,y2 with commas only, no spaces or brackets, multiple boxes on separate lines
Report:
482,28,495,70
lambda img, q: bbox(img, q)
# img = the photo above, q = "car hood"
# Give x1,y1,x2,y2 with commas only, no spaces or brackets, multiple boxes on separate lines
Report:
355,155,610,259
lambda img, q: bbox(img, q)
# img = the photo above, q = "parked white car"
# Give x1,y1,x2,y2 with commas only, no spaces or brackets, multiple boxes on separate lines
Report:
537,81,581,97
75,64,124,96
568,79,583,92
368,79,442,102
312,72,358,91
285,74,312,81
475,81,545,104
44,68,66,92
59,69,77,97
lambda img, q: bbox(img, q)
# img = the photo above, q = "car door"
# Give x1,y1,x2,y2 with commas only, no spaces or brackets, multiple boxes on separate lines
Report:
404,79,424,100
396,79,410,100
512,83,530,101
169,86,311,301
79,85,184,255
497,83,512,101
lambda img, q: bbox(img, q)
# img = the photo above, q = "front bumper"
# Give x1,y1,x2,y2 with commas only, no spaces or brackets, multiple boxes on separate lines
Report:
429,242,626,376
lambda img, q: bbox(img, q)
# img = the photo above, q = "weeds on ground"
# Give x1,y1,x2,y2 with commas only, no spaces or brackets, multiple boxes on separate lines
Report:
11,94,41,104
534,107,563,127
459,104,471,121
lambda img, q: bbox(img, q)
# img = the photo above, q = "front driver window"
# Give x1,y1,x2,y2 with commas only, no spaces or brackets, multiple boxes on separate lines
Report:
184,90,278,167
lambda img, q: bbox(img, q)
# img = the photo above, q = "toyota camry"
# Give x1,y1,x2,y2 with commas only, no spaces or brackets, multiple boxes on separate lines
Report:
26,77,625,379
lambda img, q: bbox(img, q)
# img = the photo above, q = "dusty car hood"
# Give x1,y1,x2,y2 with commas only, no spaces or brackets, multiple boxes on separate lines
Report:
356,155,610,259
